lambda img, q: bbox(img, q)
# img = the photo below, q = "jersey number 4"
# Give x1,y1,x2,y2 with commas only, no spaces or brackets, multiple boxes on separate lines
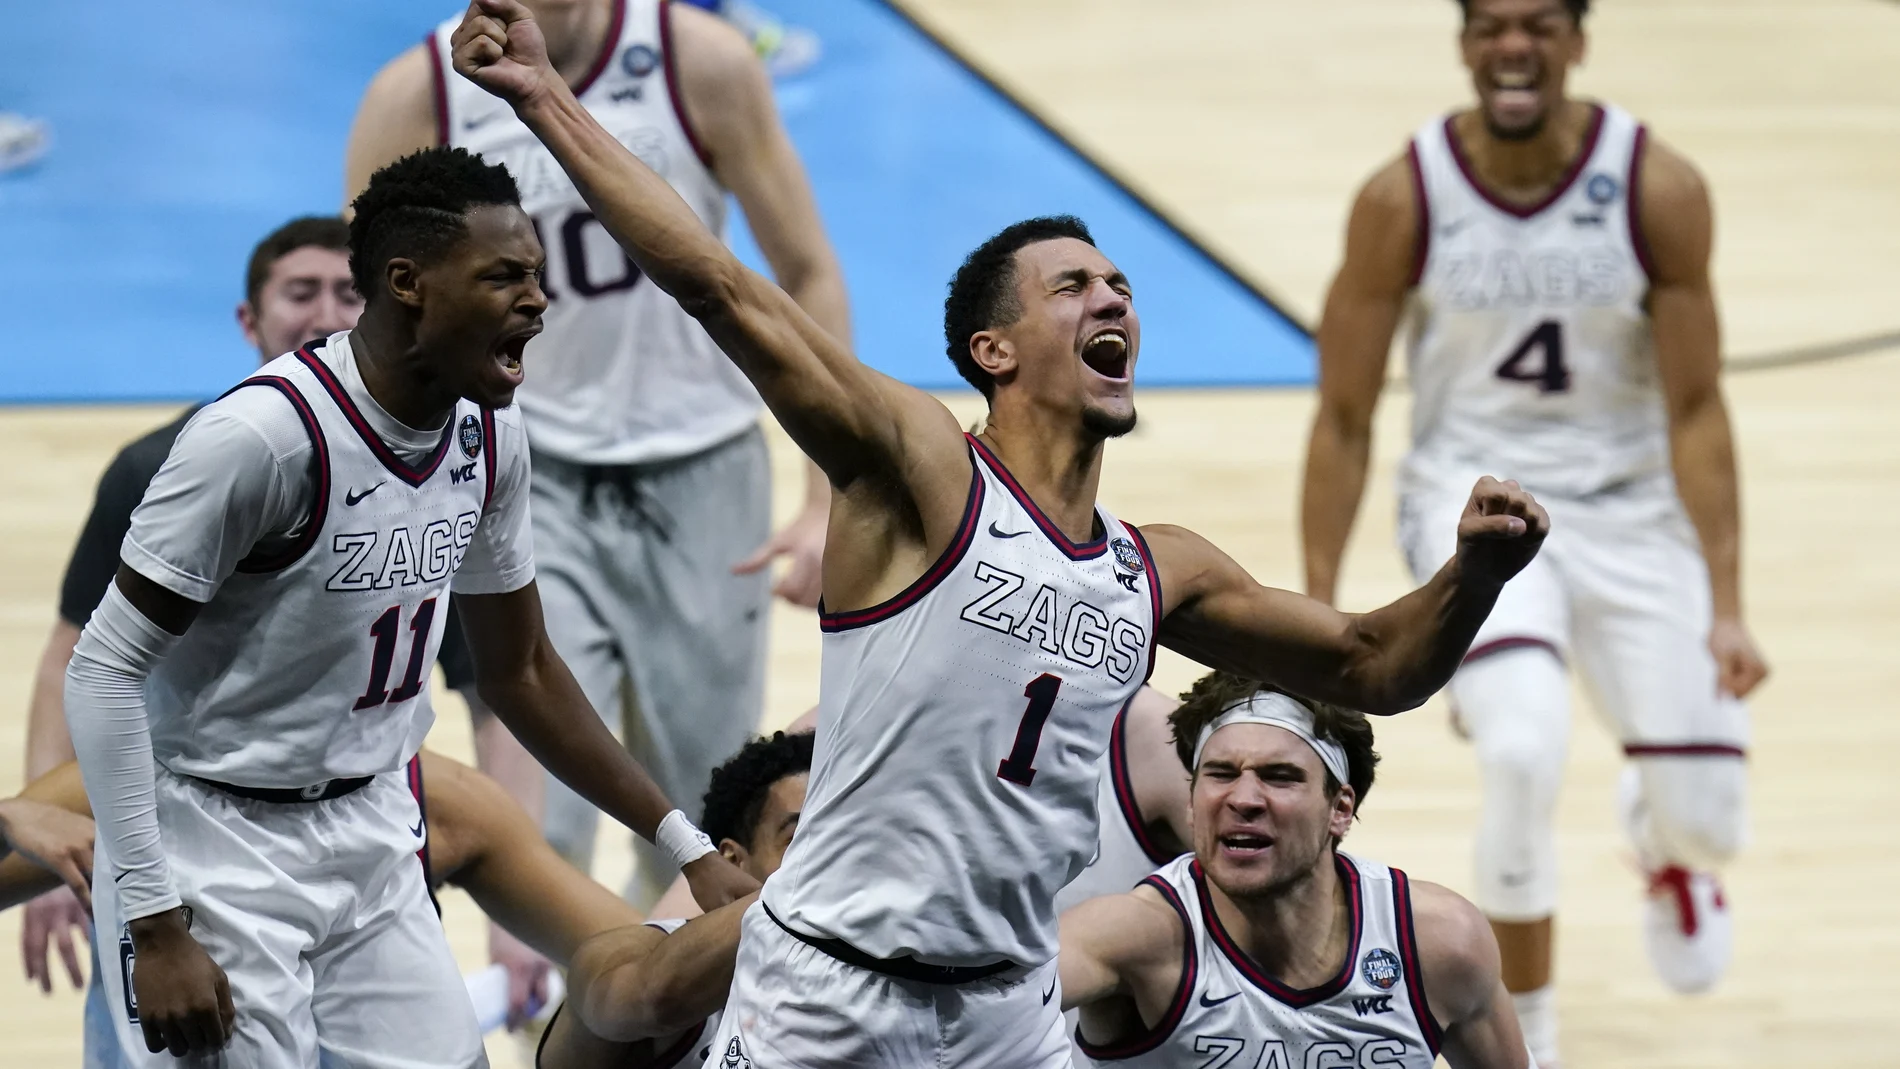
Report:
354,598,438,711
1494,319,1570,393
998,674,1063,787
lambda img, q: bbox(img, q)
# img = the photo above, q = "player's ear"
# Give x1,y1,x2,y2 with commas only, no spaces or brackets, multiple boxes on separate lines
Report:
968,331,1017,385
718,838,750,868
236,302,262,350
383,257,426,310
1329,783,1358,839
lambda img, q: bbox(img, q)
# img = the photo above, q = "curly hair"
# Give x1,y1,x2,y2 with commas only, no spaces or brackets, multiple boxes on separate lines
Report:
700,730,815,848
943,215,1095,400
1455,0,1589,22
1167,671,1380,810
347,146,521,300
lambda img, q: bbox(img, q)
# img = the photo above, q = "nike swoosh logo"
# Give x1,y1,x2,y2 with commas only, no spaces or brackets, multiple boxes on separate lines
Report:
345,482,385,506
462,112,504,132
1042,977,1058,1005
1199,990,1240,1008
410,820,425,839
988,521,1030,539
1437,217,1473,237
113,870,132,884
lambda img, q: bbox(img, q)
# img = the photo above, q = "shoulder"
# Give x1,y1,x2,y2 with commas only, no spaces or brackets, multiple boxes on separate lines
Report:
360,43,438,112
1357,152,1421,223
177,387,313,467
347,42,441,202
1342,152,1423,276
1066,882,1189,970
1633,130,1713,280
1405,877,1501,1017
668,0,772,152
1634,130,1709,214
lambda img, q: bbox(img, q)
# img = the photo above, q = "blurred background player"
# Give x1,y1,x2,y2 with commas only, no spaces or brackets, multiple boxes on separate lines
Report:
346,0,852,910
1299,0,1768,1062
1058,675,1529,1069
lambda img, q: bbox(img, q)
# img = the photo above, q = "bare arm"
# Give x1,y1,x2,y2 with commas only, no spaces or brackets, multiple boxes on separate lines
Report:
0,763,95,912
572,896,755,1042
1144,475,1547,716
342,44,440,210
1059,886,1187,1048
1301,157,1418,604
1638,136,1767,699
1412,881,1530,1069
25,620,80,779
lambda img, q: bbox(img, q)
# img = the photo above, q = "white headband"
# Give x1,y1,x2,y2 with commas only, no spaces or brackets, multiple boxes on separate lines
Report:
1191,691,1351,787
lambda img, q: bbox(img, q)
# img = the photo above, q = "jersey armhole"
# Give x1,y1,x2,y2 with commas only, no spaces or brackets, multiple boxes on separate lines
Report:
480,408,500,515
816,457,984,633
1627,124,1656,282
1390,867,1446,1057
1109,702,1179,866
1119,523,1163,684
1074,874,1198,1061
659,0,716,170
425,33,450,148
1405,140,1431,288
226,378,330,575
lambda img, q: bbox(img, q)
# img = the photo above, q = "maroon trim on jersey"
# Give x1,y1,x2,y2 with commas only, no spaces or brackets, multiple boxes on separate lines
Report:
1444,104,1605,220
1405,140,1430,287
425,34,450,147
1121,522,1163,682
817,459,984,633
1194,854,1364,1008
405,754,440,896
1624,742,1748,759
1390,867,1445,1057
574,0,628,98
480,408,499,514
648,1021,705,1069
660,0,716,170
1108,703,1177,866
1074,874,1199,1061
1461,635,1562,666
295,346,457,488
1627,124,1657,281
966,433,1109,560
222,377,331,575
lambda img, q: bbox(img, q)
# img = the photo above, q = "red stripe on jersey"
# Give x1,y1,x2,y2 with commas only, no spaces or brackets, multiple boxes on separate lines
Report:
1462,635,1562,666
1624,742,1747,759
222,377,330,574
967,433,1109,560
659,0,715,170
1445,104,1605,220
425,34,450,147
480,407,499,514
1628,124,1657,280
1108,703,1177,866
295,346,457,488
1194,855,1364,1008
817,459,985,632
1405,140,1430,287
1120,522,1163,683
574,0,628,97
1074,873,1199,1060
1390,867,1444,1057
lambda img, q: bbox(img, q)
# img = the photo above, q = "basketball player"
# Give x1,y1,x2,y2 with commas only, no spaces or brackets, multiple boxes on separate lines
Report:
347,0,851,905
455,3,1550,1061
64,147,750,1064
1056,687,1192,915
1300,0,1766,1060
1058,674,1529,1069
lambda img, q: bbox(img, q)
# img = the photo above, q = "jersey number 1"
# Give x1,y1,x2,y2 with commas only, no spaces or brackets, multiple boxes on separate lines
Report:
354,598,438,711
1494,319,1570,393
998,674,1063,787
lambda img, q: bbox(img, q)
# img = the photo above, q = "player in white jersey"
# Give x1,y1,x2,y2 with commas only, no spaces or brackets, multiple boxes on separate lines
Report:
453,4,1549,1062
1056,687,1191,916
64,147,753,1066
347,0,851,907
1059,674,1529,1069
1300,1,1769,1062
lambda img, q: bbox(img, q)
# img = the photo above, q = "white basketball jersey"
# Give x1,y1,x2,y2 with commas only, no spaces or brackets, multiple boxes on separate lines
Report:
1056,704,1184,915
431,0,761,465
1078,854,1440,1069
764,436,1162,967
147,339,501,786
1404,103,1666,499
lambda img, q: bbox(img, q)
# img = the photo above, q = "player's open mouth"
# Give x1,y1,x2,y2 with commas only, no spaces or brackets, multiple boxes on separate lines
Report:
1080,329,1130,381
1488,67,1542,119
495,329,537,383
1219,832,1272,857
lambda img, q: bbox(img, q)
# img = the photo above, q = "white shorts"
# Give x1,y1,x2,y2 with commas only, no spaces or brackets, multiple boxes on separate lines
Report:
707,901,1070,1068
93,767,485,1069
1397,468,1748,753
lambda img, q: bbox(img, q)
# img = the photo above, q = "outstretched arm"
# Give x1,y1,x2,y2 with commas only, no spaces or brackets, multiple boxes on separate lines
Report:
1145,477,1548,715
1411,880,1531,1069
570,897,755,1042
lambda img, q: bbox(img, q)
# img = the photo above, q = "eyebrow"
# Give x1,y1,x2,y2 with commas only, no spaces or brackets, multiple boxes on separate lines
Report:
1049,267,1132,294
1201,759,1309,777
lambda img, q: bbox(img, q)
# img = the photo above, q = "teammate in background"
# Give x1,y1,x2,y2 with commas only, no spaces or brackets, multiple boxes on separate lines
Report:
346,0,852,908
1056,687,1192,916
455,4,1548,1063
1300,0,1766,1061
1059,675,1529,1069
65,148,749,1064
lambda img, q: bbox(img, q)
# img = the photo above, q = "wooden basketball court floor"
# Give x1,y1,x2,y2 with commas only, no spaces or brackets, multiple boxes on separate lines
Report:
2,1,1896,1064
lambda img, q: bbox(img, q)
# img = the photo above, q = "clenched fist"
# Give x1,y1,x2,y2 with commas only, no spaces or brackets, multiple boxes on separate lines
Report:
451,0,559,108
1454,476,1550,587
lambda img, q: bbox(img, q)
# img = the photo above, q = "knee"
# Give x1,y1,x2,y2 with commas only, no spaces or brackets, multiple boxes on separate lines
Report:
1455,649,1570,785
1643,765,1746,868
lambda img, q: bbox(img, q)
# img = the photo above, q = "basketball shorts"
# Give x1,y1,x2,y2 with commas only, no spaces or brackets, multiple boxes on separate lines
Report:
92,768,485,1069
707,901,1072,1069
1396,467,1749,753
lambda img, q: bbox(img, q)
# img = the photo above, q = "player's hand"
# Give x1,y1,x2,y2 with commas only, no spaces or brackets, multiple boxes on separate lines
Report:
490,922,552,1030
682,854,760,913
127,908,235,1056
0,797,94,911
734,501,826,609
21,887,91,994
1453,477,1549,587
1709,616,1769,699
451,0,559,109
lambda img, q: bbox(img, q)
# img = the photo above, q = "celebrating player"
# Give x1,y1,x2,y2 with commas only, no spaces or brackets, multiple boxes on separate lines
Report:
64,147,750,1065
452,2,1548,1062
1300,0,1765,1060
1058,674,1529,1069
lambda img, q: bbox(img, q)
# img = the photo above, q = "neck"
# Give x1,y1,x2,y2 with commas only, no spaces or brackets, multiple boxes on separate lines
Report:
1207,853,1351,990
1453,98,1594,202
348,311,454,431
977,403,1106,543
540,0,616,87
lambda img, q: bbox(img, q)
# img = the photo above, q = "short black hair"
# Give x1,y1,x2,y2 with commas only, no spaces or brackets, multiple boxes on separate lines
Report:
700,730,815,848
943,215,1096,399
245,216,350,308
1455,0,1589,22
347,146,521,300
1168,671,1380,812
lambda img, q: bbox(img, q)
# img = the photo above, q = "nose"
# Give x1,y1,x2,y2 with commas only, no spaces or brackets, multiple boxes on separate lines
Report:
1086,277,1129,319
519,276,549,317
1224,772,1270,815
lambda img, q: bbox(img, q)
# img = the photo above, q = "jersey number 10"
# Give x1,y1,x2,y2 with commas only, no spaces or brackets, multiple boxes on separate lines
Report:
1494,319,1570,394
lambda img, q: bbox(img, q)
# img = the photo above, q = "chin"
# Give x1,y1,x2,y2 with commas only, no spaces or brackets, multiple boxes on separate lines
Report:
1483,106,1549,142
1081,405,1137,439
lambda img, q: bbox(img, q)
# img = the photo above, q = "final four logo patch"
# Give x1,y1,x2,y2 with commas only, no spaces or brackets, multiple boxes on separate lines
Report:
1361,948,1402,991
1585,172,1621,206
1110,537,1144,574
458,414,483,459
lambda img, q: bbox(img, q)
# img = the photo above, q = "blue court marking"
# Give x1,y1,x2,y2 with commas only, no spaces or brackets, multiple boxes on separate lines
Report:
0,0,1312,404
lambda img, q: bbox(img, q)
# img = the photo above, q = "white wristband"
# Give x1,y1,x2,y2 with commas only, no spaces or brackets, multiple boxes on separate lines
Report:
656,809,716,869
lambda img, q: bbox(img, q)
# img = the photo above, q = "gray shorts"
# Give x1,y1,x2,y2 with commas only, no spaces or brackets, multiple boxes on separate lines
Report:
531,426,771,904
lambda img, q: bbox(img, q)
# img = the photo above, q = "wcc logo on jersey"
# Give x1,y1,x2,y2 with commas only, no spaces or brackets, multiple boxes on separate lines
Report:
449,414,484,485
